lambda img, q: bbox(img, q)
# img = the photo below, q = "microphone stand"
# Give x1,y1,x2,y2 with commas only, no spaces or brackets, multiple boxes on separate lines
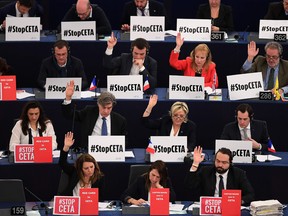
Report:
24,187,50,215
265,154,270,163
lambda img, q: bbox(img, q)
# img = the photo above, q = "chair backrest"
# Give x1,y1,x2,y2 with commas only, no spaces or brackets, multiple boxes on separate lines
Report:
128,164,150,186
57,171,70,195
0,179,26,203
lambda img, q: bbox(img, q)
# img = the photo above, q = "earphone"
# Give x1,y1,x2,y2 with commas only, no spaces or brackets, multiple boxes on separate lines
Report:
51,40,71,55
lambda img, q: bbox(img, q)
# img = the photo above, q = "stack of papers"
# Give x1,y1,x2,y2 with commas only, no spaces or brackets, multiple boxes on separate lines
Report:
250,199,283,215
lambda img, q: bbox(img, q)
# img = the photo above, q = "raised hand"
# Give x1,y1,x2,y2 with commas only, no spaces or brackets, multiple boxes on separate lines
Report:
65,80,75,100
247,41,259,62
107,32,117,49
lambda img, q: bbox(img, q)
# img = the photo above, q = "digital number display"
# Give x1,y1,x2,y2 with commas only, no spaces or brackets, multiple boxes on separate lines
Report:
259,91,273,100
274,34,287,42
211,32,224,41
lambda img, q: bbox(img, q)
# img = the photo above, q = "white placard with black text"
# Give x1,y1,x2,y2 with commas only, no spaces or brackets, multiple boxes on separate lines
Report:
169,75,205,100
176,19,211,41
259,20,288,39
88,136,125,162
130,16,165,41
107,75,143,99
45,77,81,99
215,139,252,163
61,21,96,41
227,72,263,100
150,136,187,162
5,17,40,41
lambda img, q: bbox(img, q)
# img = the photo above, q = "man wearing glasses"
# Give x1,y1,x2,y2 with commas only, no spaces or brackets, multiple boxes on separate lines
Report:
264,0,288,20
185,146,255,205
60,0,111,35
241,41,288,95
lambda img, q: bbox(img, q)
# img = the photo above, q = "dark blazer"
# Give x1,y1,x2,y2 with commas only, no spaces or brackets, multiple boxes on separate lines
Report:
240,56,288,90
121,0,170,29
103,52,157,92
196,3,234,32
0,1,44,27
121,173,176,203
61,103,127,149
61,4,111,35
185,166,255,205
142,115,197,152
59,150,105,201
37,55,88,90
264,1,288,20
220,119,269,151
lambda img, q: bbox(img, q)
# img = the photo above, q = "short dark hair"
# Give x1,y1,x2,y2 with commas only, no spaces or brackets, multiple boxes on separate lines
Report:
53,40,70,51
97,91,116,107
215,147,233,163
235,103,254,119
131,38,150,53
18,0,34,8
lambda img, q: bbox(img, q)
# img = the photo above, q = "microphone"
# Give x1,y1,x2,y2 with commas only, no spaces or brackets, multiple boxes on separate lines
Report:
24,187,50,215
234,25,250,41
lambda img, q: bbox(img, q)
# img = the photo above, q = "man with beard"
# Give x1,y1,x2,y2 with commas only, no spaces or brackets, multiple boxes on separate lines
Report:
184,146,254,205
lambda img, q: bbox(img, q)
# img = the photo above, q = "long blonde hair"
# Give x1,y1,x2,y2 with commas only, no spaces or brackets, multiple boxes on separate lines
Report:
190,44,212,72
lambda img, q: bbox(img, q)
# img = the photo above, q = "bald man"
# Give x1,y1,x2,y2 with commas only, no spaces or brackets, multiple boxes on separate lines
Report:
60,0,111,35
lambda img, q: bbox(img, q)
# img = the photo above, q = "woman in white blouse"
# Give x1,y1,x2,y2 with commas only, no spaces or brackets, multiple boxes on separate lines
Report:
9,101,57,151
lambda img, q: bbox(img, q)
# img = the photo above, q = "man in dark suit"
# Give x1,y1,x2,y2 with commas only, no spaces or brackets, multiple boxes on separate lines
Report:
121,0,169,31
0,0,43,31
264,0,288,20
185,146,254,205
241,41,288,95
37,40,88,90
60,0,111,35
221,103,269,152
62,80,127,149
103,32,157,94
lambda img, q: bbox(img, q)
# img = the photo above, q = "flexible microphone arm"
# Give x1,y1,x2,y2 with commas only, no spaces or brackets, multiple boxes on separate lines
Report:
24,187,49,215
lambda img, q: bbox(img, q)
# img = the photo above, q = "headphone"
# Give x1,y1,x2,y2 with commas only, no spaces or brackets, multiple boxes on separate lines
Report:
265,41,283,57
235,103,254,120
51,40,71,55
130,38,150,54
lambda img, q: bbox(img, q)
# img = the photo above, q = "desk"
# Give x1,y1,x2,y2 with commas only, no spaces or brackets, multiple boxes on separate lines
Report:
1,149,288,204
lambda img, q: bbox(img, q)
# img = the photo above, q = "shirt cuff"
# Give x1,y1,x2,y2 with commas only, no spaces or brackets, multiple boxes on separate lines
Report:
242,59,253,71
62,99,72,105
139,66,145,72
105,48,113,55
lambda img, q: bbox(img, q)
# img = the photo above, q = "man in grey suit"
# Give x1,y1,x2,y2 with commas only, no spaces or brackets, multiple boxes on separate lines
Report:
241,41,288,95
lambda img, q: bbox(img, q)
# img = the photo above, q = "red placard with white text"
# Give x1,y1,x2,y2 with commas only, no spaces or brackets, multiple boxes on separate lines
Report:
34,136,52,163
200,196,222,215
14,145,34,163
222,190,241,216
150,188,169,215
0,75,16,100
53,196,80,215
80,188,98,215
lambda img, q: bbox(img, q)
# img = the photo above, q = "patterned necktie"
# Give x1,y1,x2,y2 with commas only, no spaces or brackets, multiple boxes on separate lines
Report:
243,128,248,140
267,68,275,90
101,117,108,136
219,175,224,197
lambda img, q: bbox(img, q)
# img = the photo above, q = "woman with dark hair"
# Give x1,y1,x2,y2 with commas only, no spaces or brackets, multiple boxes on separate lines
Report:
9,101,57,151
59,132,105,200
0,57,11,75
121,160,176,205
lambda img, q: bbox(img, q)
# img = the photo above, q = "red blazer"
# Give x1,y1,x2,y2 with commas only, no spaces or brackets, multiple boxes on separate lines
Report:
169,50,219,88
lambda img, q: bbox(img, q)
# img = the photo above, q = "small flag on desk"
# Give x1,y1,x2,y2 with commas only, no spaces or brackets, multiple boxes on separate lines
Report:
143,75,150,91
89,76,97,91
268,138,276,153
146,138,155,154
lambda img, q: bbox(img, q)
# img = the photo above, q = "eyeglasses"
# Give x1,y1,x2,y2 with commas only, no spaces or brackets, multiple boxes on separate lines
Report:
172,114,186,120
265,54,280,60
215,159,230,165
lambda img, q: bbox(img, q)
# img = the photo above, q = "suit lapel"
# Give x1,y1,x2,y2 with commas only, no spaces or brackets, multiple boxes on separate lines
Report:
88,107,99,135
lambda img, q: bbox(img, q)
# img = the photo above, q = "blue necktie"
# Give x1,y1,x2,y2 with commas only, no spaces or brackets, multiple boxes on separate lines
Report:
101,117,108,136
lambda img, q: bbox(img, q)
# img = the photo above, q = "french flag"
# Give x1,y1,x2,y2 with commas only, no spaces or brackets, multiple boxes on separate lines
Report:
146,138,155,154
143,75,150,91
89,76,97,90
268,138,276,153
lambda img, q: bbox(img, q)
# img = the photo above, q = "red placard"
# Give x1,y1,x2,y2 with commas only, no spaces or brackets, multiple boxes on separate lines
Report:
0,75,16,100
53,196,80,215
150,188,169,215
14,145,34,163
34,137,52,163
222,190,241,216
80,188,98,215
200,196,222,215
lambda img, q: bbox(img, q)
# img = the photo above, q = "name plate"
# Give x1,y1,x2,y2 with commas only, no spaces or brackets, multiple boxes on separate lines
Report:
88,136,125,162
176,19,211,41
259,20,288,39
53,196,80,215
215,140,252,163
200,197,222,215
45,77,81,99
130,16,165,41
14,145,34,163
169,75,205,100
150,136,187,162
61,21,96,41
0,75,16,101
5,17,40,41
227,72,263,100
107,75,143,99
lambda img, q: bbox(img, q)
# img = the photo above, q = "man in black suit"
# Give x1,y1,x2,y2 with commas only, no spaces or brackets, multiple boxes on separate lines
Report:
0,0,43,31
62,80,127,149
264,0,288,20
103,32,157,94
185,146,254,205
121,0,169,31
221,104,269,152
60,0,111,35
